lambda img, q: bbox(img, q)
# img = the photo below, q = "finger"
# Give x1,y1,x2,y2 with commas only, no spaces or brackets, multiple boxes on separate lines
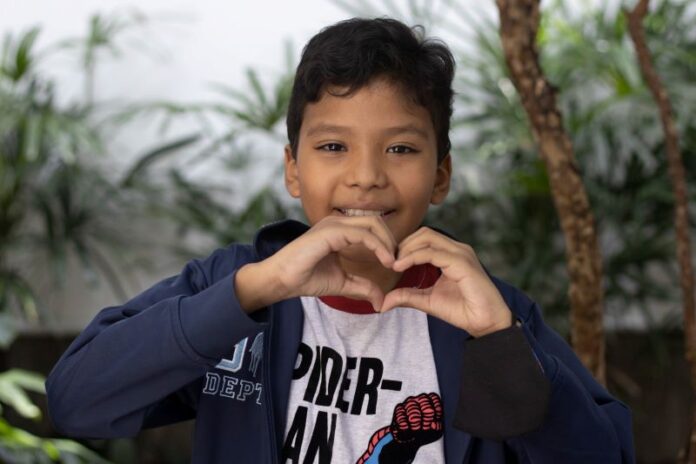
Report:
393,247,466,276
380,287,432,314
317,215,394,259
396,242,432,264
342,215,397,257
326,225,395,268
396,226,429,254
397,227,458,260
429,392,443,419
406,397,422,427
419,394,436,428
340,273,384,311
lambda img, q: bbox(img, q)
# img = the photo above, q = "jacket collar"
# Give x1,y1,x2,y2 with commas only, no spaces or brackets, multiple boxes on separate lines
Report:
253,219,309,260
252,219,473,463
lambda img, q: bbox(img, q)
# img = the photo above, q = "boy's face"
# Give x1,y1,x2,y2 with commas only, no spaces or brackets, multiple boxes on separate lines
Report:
284,77,451,260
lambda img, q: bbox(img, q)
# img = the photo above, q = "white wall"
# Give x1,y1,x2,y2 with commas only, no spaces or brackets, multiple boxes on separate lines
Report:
2,0,349,99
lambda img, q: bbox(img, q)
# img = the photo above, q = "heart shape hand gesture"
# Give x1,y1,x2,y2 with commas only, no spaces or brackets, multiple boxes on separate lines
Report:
245,215,513,338
380,225,513,337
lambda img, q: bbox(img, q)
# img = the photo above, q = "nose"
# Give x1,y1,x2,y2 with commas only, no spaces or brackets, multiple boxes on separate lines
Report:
346,146,388,190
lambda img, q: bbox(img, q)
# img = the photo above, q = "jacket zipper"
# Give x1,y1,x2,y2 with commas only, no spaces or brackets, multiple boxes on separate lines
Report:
263,311,278,464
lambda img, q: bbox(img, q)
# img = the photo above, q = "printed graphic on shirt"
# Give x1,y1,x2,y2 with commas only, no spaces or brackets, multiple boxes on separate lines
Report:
201,332,264,405
281,342,443,464
356,393,443,464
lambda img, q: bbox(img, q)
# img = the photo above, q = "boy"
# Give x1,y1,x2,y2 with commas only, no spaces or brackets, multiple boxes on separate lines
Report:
46,17,634,463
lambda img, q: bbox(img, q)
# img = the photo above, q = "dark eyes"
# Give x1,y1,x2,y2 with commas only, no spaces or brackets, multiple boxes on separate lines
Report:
318,143,346,152
387,145,417,154
316,143,418,154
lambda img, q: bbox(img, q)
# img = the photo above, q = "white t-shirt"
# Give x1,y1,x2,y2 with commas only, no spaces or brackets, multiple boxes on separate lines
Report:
281,265,446,464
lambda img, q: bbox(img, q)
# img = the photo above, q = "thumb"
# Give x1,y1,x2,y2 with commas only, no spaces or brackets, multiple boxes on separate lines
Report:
380,287,432,314
340,274,385,311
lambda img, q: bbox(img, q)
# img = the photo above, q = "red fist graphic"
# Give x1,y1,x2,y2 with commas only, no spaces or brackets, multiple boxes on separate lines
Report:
356,392,444,464
391,392,443,446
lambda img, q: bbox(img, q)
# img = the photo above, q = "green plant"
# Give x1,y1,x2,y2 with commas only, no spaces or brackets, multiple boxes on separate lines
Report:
0,370,109,463
0,13,201,340
0,13,197,463
113,40,302,257
422,0,696,335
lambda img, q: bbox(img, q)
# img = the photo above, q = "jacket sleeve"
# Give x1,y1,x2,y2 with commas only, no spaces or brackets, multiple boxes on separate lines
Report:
45,245,268,438
453,296,635,464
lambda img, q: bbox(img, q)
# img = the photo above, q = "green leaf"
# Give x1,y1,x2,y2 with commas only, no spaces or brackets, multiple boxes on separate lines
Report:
0,418,112,463
10,27,40,81
120,133,201,187
0,370,45,420
0,370,45,395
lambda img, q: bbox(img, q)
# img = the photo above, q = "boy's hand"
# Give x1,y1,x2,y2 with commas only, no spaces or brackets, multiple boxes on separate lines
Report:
262,215,397,310
379,227,513,338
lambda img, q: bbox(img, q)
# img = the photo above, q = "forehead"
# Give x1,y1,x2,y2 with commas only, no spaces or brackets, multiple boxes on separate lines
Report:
301,78,435,141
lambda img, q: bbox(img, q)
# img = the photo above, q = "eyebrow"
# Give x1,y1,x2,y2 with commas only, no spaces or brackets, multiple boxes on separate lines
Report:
304,123,430,140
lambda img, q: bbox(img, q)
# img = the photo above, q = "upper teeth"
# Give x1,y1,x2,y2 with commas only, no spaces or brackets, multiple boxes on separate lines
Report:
340,208,388,217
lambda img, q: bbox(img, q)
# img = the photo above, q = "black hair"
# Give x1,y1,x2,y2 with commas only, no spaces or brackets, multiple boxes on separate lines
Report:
286,17,455,164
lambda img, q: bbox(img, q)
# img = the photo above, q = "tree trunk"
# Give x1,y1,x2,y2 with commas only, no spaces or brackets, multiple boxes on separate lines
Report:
625,1,696,461
496,0,606,384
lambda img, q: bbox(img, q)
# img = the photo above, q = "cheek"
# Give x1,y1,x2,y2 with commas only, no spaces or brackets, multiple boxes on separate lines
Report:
299,171,331,199
297,167,336,218
401,171,437,205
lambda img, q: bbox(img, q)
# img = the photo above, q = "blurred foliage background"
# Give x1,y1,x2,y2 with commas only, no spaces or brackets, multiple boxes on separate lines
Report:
0,0,694,462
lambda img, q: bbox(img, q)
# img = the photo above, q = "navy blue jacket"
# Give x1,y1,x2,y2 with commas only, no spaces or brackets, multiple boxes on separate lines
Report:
46,220,634,463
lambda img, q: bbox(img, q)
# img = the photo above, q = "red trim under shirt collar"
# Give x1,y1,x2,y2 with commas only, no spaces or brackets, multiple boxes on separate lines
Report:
318,263,441,314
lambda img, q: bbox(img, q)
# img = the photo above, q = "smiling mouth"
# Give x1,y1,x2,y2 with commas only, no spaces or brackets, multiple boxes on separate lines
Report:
335,208,395,217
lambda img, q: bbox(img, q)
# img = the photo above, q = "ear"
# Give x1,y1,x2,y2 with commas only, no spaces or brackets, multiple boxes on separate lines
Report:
284,144,301,198
430,153,452,205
